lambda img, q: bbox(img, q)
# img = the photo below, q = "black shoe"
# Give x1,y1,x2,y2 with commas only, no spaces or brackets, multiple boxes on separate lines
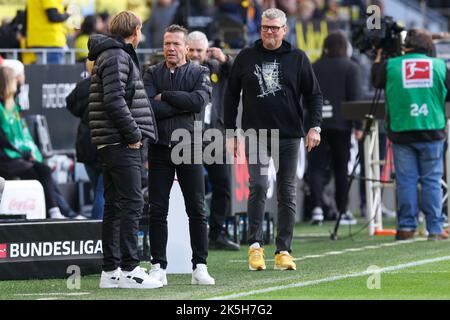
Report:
209,234,240,251
395,230,415,241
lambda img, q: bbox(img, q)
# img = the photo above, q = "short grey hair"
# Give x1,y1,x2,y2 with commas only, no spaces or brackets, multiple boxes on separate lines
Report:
262,8,287,26
187,31,209,48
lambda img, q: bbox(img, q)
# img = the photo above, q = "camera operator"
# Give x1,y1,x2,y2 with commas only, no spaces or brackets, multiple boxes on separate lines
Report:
372,29,450,241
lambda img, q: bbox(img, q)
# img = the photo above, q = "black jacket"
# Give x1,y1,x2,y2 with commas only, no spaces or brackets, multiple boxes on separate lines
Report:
66,77,99,166
203,57,233,132
143,60,212,146
313,56,362,131
224,39,323,138
87,34,157,146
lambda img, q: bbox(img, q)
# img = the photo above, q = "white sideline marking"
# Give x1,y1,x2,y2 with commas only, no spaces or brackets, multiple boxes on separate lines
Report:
14,292,91,297
209,255,450,300
229,238,425,263
343,248,364,252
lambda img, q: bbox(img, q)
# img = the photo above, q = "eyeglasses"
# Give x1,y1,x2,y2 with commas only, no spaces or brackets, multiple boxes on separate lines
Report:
261,25,284,33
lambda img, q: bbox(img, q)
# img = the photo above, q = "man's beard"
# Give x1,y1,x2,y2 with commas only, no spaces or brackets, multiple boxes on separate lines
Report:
264,38,277,48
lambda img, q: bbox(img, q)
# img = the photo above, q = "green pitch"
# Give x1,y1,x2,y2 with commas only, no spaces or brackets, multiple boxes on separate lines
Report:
1,219,449,300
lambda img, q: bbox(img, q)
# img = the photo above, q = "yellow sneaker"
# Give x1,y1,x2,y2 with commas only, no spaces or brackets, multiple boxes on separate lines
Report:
274,252,296,270
248,247,266,271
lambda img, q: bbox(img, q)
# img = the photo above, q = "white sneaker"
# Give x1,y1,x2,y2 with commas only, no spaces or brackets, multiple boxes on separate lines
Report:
311,207,324,225
118,266,163,289
99,268,121,288
72,214,88,220
148,263,167,286
49,208,67,219
339,211,357,225
192,264,215,285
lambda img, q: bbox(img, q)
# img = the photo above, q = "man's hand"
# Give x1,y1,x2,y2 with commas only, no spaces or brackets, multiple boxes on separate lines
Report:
226,136,239,158
354,129,364,141
305,128,321,152
374,48,383,63
128,141,143,149
154,94,162,101
65,3,76,16
208,47,227,64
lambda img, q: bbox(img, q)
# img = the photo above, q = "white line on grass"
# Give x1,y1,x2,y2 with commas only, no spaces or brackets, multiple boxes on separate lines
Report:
14,292,91,297
209,255,450,300
229,238,425,263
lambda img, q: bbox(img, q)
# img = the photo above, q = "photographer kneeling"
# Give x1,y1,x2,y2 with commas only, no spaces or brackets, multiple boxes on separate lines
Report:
372,29,449,241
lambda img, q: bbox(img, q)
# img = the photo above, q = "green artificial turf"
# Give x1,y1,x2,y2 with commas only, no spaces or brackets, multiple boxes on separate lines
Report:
0,219,449,300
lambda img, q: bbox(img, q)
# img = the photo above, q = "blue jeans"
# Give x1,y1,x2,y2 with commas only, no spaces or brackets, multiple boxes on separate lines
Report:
35,47,65,64
47,51,64,64
392,140,445,234
85,165,104,220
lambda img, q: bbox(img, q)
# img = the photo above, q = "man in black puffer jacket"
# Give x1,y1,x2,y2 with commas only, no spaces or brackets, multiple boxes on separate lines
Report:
87,11,161,290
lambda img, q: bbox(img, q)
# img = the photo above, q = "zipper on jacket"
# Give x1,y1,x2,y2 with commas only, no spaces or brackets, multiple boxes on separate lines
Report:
168,70,174,148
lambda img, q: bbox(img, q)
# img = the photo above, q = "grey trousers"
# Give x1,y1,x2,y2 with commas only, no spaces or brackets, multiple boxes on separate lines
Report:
245,138,300,253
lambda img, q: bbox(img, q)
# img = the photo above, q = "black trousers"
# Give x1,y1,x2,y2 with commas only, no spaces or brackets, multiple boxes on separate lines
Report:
245,138,300,253
98,144,144,272
148,144,208,270
204,159,231,239
307,129,351,214
19,162,58,212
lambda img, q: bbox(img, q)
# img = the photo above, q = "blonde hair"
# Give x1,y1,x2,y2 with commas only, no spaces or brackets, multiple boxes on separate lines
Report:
109,11,142,38
0,66,16,101
86,59,94,75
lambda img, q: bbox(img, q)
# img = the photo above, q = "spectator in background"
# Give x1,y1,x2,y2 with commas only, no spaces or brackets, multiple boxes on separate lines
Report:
215,0,262,47
274,0,298,17
186,31,240,251
142,0,179,49
26,0,73,64
66,60,104,219
298,0,317,21
312,0,326,20
325,0,340,21
74,15,102,62
0,66,66,219
173,0,216,39
0,59,85,219
97,12,111,35
307,31,362,225
0,11,25,54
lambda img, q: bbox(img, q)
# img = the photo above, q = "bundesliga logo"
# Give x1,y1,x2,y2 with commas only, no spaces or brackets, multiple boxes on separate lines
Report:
0,244,7,259
0,241,102,259
402,59,433,88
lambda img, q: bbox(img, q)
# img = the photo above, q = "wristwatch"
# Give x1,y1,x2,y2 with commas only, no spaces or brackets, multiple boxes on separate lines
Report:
312,126,321,134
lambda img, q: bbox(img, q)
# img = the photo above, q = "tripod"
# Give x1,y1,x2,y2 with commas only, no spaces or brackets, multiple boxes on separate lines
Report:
330,87,384,240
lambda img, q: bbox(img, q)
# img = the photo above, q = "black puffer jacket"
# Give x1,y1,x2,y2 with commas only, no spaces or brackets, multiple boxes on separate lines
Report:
143,60,211,146
87,34,158,146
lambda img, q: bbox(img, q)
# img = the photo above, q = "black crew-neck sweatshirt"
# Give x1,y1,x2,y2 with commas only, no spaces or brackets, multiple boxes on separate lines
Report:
224,40,323,138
